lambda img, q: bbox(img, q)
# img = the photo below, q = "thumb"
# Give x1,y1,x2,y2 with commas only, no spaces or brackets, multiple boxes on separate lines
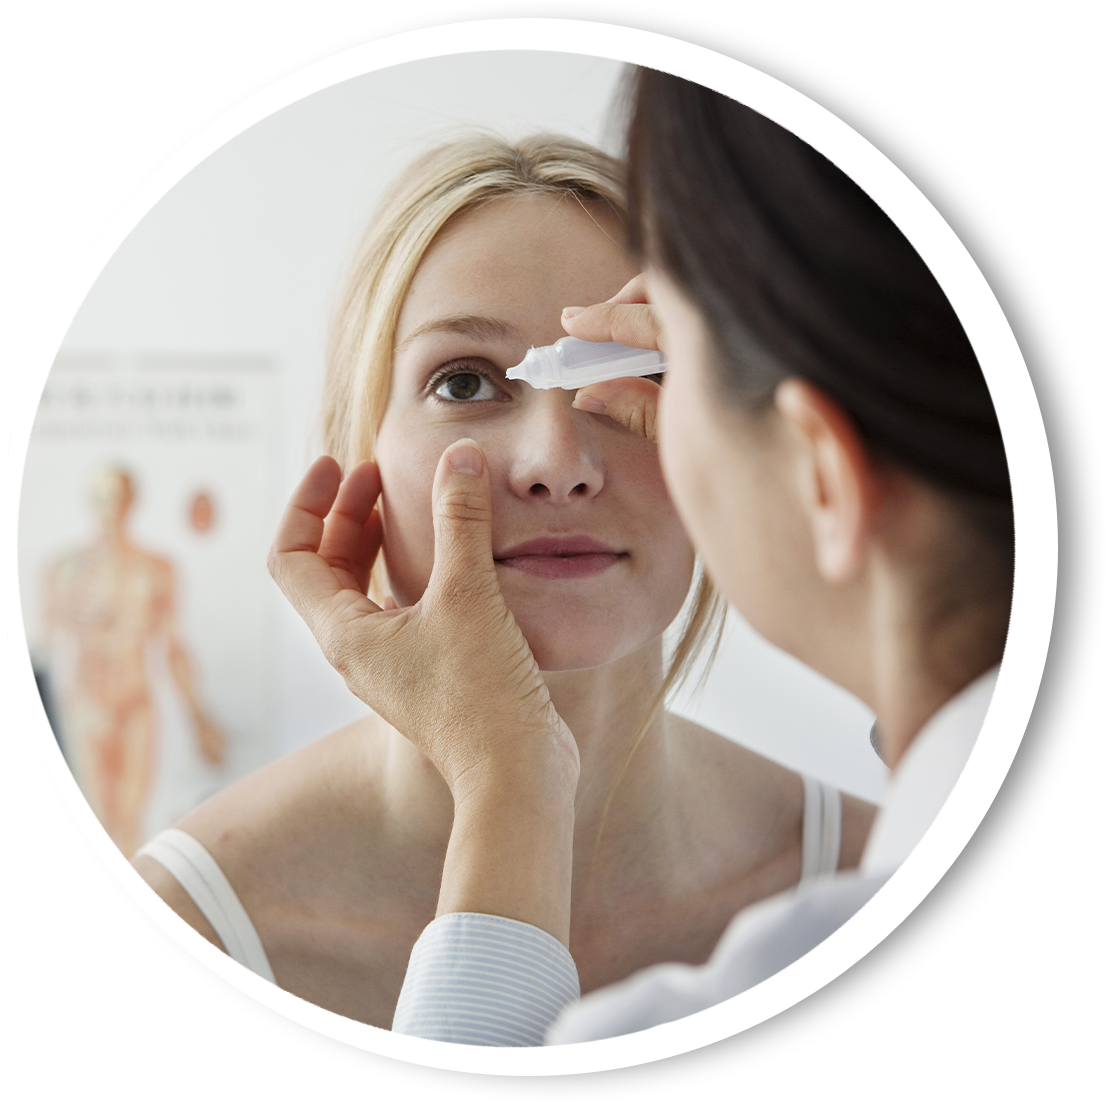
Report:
426,438,500,606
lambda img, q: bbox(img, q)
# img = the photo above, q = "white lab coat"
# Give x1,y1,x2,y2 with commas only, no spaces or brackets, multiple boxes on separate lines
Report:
393,669,998,1046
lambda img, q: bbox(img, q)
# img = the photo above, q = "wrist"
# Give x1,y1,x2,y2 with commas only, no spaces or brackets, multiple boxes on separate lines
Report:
440,742,578,946
449,735,579,816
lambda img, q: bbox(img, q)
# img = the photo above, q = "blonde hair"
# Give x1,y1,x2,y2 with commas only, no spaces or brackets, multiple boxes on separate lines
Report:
320,132,726,768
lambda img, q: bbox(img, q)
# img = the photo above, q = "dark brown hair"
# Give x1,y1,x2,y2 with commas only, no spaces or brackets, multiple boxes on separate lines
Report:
625,69,1013,549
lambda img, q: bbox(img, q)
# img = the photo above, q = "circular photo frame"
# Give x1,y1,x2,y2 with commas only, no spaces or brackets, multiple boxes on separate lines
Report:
23,17,1056,1078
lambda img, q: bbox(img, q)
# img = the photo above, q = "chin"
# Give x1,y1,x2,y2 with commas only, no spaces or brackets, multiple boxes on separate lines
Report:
511,610,647,673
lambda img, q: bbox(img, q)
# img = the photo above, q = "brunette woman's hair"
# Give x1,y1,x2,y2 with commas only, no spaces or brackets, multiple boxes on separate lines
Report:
625,69,1013,552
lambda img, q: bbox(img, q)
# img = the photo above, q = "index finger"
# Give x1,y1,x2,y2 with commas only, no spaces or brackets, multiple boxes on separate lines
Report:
267,457,381,626
270,455,342,558
317,460,384,595
561,301,665,353
560,271,664,354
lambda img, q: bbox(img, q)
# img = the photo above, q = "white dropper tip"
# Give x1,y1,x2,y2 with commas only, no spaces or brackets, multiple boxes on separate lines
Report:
506,347,550,385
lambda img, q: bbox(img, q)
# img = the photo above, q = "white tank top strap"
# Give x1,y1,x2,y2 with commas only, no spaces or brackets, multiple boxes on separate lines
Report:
800,775,843,884
137,828,276,984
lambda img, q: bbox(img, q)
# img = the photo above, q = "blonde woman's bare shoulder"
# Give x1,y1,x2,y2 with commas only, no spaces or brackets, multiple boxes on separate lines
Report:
133,712,395,918
133,712,454,1026
664,712,878,869
183,713,392,845
660,713,800,867
665,712,801,794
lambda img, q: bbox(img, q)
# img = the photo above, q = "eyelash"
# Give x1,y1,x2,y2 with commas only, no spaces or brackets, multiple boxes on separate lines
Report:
424,363,663,403
426,362,506,404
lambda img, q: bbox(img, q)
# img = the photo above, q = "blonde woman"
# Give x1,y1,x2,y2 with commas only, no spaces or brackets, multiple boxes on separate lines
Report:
134,134,876,1030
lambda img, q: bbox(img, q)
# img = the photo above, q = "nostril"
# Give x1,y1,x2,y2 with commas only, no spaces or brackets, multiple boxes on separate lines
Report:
525,481,593,498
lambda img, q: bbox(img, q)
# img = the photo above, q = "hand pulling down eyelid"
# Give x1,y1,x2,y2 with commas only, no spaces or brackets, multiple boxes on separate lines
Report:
506,337,667,390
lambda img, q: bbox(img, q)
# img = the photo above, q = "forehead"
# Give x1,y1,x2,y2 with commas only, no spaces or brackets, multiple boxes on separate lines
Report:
396,192,634,342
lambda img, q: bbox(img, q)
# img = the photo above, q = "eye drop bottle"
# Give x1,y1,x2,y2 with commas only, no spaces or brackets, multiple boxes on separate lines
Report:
506,337,667,390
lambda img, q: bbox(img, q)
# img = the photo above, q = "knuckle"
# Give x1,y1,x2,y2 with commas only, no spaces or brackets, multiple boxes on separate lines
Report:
317,602,361,675
318,628,346,675
629,399,655,441
436,488,493,524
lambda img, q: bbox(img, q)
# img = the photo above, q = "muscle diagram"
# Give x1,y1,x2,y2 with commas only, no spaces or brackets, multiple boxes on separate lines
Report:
44,468,225,857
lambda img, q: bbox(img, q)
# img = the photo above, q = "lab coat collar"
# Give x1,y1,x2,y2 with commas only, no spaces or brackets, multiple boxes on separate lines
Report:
860,666,999,874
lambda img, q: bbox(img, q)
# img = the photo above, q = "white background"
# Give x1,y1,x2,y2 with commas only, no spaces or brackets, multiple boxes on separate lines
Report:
1021,1022,1101,1102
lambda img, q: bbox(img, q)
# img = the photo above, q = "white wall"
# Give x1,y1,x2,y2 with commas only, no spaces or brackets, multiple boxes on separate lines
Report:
36,50,885,803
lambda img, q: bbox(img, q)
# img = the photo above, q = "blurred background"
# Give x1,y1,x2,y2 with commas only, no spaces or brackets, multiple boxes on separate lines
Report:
18,51,886,856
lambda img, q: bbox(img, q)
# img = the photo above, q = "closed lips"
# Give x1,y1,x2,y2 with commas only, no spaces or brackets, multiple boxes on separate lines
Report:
495,537,627,579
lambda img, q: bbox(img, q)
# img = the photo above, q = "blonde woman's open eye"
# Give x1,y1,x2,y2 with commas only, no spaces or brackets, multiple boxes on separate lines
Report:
430,366,503,403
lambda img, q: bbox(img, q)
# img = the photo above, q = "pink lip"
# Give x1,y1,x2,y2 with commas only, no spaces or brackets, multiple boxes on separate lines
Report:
495,536,627,580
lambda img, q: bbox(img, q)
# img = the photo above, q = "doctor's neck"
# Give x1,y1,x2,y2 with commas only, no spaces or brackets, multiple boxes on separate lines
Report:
852,487,1010,771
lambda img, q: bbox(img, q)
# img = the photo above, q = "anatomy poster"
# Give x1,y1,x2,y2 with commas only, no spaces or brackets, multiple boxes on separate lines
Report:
20,352,283,855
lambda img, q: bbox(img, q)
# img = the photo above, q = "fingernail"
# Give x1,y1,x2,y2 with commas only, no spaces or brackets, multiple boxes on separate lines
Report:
573,394,607,416
449,443,483,476
561,306,584,319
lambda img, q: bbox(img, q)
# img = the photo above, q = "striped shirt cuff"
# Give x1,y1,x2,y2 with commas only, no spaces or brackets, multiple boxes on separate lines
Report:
392,912,580,1046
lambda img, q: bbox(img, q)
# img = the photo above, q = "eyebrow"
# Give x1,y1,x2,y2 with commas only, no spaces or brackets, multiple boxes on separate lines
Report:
395,314,525,353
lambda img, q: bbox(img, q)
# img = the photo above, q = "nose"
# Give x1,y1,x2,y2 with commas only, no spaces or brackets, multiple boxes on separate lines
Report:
506,391,604,503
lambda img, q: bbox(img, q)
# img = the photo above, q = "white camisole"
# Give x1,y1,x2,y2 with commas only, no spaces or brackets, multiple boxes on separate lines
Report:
137,774,842,982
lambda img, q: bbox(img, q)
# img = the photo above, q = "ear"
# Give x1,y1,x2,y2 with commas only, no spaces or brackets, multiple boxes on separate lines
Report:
774,379,878,584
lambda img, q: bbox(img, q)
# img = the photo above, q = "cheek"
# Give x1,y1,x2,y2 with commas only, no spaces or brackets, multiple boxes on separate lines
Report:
660,376,802,641
375,431,440,606
660,371,766,618
609,442,696,623
658,372,721,555
374,415,517,606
